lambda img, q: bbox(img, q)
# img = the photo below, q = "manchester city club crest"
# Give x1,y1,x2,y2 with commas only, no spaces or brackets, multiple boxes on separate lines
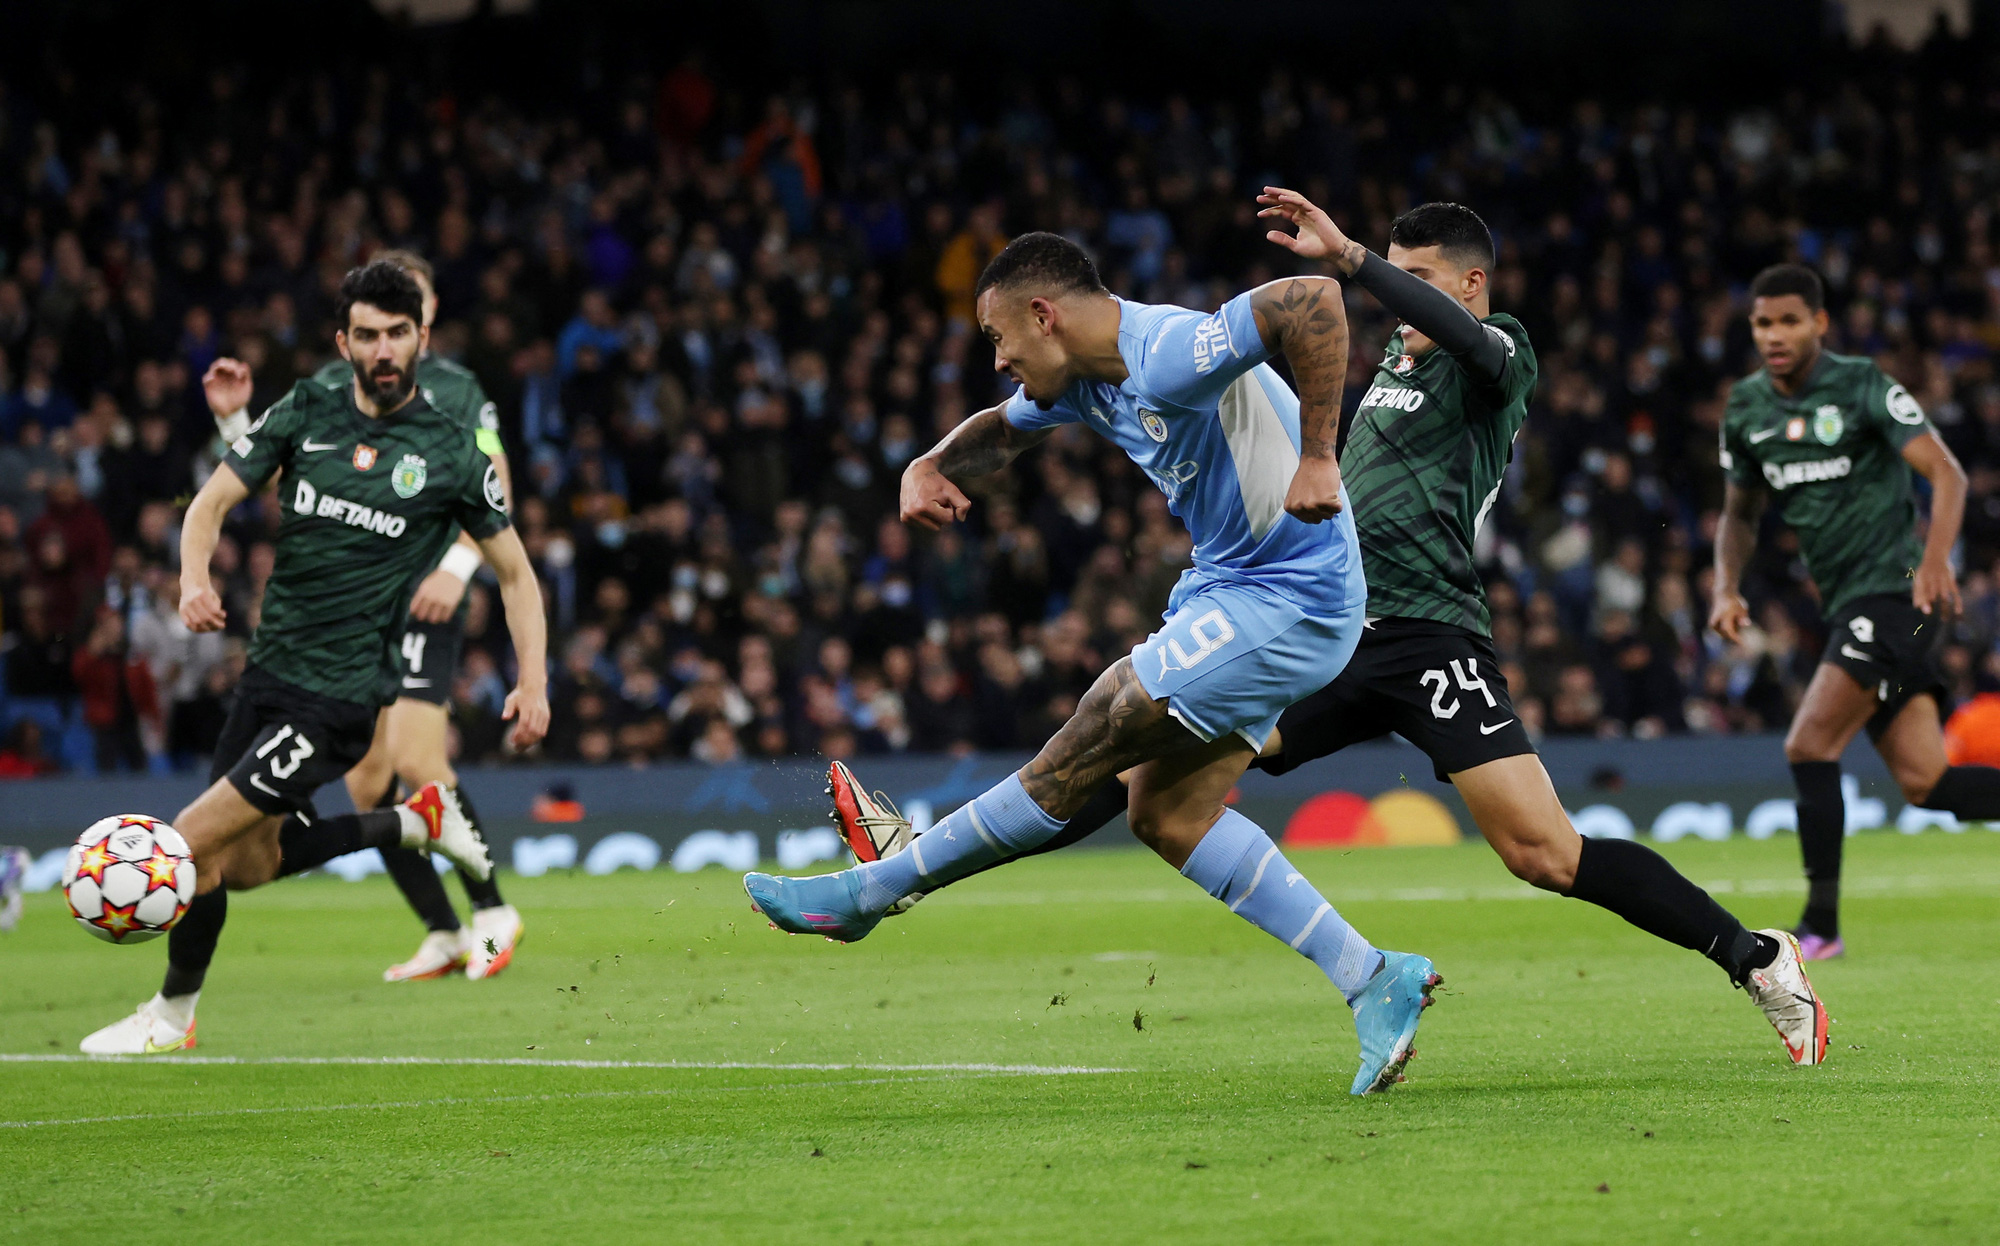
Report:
1140,410,1169,442
391,453,428,499
1813,404,1844,445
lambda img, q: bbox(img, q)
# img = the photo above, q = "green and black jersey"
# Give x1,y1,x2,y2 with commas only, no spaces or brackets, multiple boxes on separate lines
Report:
312,355,505,457
1720,352,1931,616
1341,313,1537,635
224,380,511,705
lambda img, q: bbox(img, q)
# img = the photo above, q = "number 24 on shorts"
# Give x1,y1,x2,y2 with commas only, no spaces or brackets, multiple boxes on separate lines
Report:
1421,659,1495,720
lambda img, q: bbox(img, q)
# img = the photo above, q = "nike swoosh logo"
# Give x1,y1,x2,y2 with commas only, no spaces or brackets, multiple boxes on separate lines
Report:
1479,719,1515,735
1748,428,1780,443
248,774,281,796
402,677,431,688
302,439,340,452
1840,644,1872,662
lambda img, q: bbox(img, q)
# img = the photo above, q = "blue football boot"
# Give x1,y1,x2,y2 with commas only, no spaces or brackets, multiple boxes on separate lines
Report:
1349,950,1441,1095
744,869,884,943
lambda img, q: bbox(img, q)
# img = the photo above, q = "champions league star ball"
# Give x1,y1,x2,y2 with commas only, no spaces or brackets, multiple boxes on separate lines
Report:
63,815,195,944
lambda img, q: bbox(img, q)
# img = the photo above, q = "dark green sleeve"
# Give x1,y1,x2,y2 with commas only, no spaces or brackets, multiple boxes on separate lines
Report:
455,444,512,540
1482,322,1536,408
223,387,305,491
465,376,505,458
1719,393,1756,485
1865,366,1931,450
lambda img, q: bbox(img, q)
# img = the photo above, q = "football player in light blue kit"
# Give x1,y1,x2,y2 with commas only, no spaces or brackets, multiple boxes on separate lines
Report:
746,233,1440,1094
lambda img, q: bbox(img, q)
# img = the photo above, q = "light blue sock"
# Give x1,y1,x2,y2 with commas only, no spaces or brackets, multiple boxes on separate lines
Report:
1181,809,1382,1004
852,772,1063,911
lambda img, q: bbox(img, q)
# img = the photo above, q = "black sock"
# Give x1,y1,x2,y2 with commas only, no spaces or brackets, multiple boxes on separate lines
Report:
1919,765,2000,820
382,845,463,933
1791,760,1844,938
275,810,405,879
162,887,227,998
1565,836,1775,984
452,786,506,910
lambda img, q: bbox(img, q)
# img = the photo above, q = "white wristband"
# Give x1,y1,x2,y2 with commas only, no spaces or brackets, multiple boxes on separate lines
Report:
438,543,483,584
216,406,250,442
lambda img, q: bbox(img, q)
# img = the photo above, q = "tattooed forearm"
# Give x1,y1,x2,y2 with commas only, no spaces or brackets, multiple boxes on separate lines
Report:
1250,276,1349,460
927,405,1052,481
1018,657,1198,819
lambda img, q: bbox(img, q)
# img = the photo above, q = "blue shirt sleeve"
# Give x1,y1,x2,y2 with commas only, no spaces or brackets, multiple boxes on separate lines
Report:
1124,293,1273,411
1002,384,1085,431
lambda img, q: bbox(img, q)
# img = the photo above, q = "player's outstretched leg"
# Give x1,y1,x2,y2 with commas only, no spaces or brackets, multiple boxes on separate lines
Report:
747,768,1062,940
1741,929,1830,1065
81,888,221,1054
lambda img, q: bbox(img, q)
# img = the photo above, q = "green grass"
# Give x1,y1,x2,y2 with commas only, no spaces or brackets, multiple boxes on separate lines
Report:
5,832,2000,1244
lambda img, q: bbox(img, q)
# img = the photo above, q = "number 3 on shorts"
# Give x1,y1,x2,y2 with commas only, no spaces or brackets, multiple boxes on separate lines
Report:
256,724,317,779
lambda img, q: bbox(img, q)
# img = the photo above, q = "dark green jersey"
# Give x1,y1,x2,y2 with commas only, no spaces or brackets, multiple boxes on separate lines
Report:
1720,352,1930,616
225,380,511,704
1341,313,1537,635
312,355,505,457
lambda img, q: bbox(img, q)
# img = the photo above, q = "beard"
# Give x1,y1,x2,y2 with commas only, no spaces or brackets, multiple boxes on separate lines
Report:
351,357,417,409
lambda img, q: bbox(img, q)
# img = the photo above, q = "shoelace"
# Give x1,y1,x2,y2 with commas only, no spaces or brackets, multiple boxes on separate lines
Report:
857,789,911,838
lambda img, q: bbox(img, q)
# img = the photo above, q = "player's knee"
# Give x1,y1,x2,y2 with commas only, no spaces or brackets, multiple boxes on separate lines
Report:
1496,836,1573,891
1124,800,1206,860
1900,768,1943,806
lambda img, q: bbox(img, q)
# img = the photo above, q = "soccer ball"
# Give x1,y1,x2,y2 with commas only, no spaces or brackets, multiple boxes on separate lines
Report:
63,815,195,944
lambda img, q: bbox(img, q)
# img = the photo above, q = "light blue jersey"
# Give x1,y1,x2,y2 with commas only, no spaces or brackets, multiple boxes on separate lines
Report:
1004,293,1366,748
1003,294,1362,616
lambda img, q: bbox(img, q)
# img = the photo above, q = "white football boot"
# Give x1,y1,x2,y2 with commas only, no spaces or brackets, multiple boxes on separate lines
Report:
463,905,525,980
401,783,493,881
826,761,923,914
80,994,197,1054
1744,928,1830,1065
384,928,473,982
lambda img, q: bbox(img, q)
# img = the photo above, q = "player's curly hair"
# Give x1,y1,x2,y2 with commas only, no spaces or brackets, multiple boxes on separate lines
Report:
1390,203,1495,270
975,231,1106,302
335,260,425,330
1750,263,1824,312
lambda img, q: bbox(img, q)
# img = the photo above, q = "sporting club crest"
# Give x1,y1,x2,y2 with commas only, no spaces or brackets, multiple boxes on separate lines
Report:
1140,410,1169,442
353,444,377,471
1813,404,1844,445
392,453,428,499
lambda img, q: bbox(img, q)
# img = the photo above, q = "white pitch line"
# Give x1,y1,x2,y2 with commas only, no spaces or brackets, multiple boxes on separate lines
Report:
0,1074,1004,1130
0,1055,1128,1074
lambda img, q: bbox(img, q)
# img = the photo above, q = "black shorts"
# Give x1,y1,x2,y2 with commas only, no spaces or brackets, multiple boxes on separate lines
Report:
393,614,465,707
1821,593,1948,739
1254,618,1535,783
213,667,378,816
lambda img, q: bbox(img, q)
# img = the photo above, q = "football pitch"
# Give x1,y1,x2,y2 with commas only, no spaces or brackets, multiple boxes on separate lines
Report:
4,833,1999,1244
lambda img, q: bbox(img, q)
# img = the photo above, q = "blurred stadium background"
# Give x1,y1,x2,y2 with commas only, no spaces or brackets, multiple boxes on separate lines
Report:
1,0,1998,867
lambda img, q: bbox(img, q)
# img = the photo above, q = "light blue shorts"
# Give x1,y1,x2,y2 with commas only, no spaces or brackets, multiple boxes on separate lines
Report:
1130,572,1364,751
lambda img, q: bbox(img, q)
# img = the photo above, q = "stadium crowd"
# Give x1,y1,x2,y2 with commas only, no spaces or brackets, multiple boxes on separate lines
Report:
3,33,2000,774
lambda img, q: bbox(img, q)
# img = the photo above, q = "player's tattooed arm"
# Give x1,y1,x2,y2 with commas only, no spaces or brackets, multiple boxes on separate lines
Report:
1018,657,1195,820
900,404,1053,531
1249,276,1350,522
1708,480,1767,643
